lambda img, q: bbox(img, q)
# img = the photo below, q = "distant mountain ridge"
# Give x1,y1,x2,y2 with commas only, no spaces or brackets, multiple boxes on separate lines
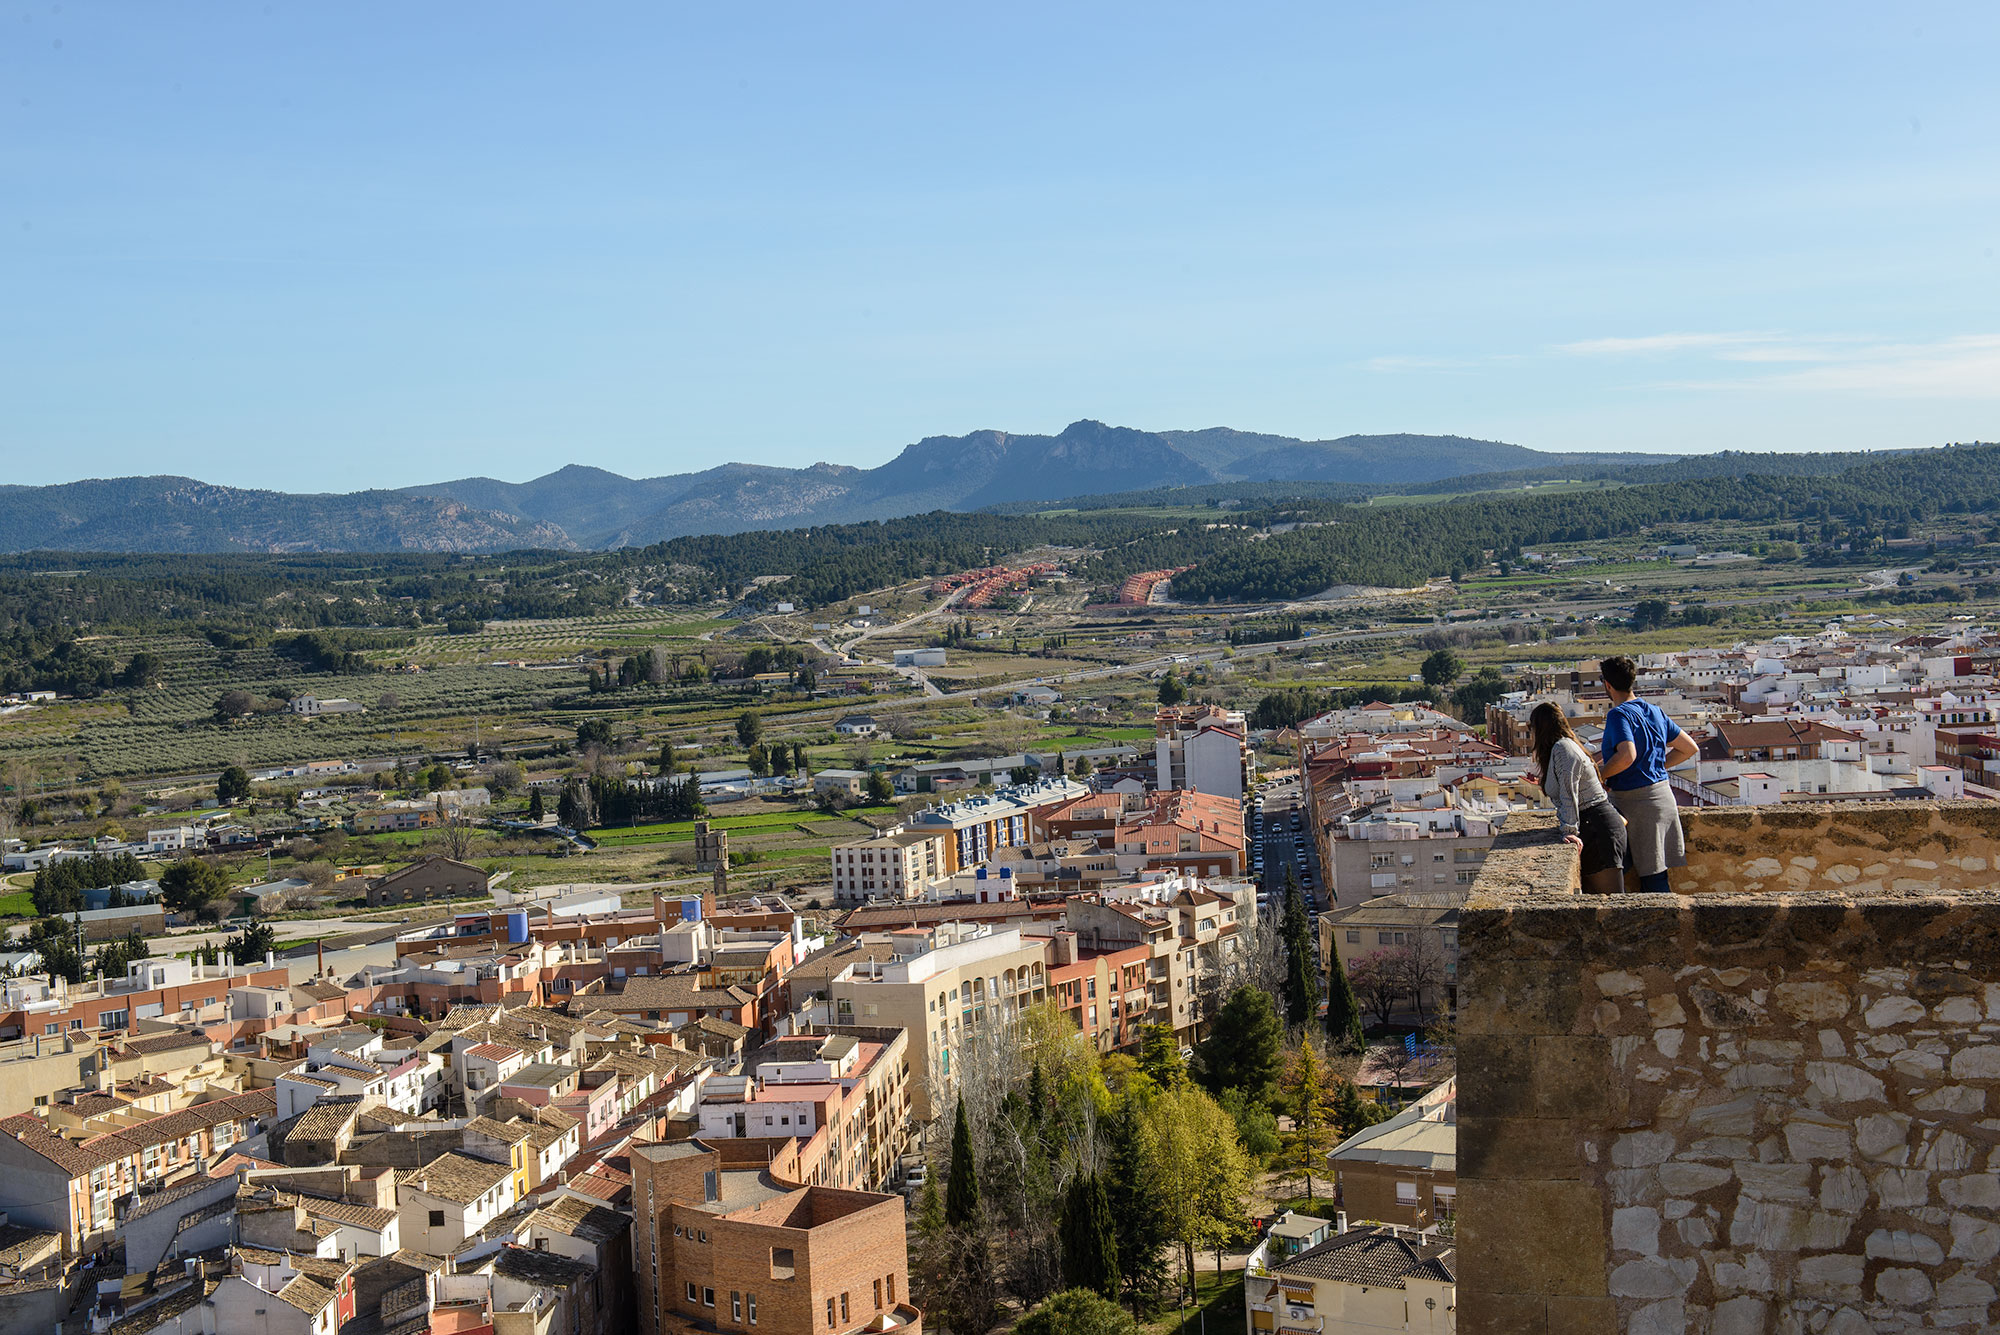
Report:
0,422,1679,553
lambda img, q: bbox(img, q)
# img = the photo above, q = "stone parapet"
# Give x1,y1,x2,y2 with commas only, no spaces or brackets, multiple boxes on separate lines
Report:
1459,805,2000,1334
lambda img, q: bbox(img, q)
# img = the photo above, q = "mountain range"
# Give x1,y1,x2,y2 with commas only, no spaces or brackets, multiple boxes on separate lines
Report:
0,422,1674,553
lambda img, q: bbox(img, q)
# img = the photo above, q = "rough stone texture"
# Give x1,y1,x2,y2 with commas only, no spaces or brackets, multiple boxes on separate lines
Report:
1461,805,2000,1334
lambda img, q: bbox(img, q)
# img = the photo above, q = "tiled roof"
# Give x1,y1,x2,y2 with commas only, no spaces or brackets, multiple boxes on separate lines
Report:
107,1278,214,1335
410,1151,511,1204
289,1095,366,1144
274,1273,337,1314
606,974,755,1011
118,1031,214,1057
492,1243,595,1285
529,1194,629,1244
464,1116,530,1144
691,1015,750,1040
464,1042,522,1062
1274,1226,1456,1288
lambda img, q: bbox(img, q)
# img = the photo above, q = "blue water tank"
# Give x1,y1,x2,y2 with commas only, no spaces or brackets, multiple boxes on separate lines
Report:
505,911,529,944
680,898,702,922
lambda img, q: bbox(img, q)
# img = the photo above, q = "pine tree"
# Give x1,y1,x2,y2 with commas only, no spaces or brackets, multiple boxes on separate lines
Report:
1103,1100,1169,1317
1196,985,1283,1105
1325,946,1367,1054
1059,1172,1120,1299
945,1095,980,1228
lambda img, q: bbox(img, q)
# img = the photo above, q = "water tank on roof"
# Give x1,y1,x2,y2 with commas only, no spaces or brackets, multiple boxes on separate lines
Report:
505,911,529,944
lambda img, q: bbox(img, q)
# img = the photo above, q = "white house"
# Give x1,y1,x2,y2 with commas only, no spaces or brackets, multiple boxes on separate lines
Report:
398,1151,518,1254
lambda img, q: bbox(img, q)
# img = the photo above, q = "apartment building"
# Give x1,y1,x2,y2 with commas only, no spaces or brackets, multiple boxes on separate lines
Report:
694,1028,911,1192
1153,703,1253,800
902,776,1089,875
1059,877,1252,1045
828,827,952,906
1319,893,1460,1017
1040,788,1248,878
827,924,1049,1123
630,1138,919,1335
1046,937,1153,1054
0,957,289,1041
1320,808,1497,907
0,1087,275,1256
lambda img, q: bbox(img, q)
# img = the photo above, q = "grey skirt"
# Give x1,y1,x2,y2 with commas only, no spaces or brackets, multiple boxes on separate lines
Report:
1609,780,1686,876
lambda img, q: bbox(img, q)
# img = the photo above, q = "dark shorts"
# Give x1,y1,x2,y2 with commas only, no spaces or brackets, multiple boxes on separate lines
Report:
1577,800,1628,878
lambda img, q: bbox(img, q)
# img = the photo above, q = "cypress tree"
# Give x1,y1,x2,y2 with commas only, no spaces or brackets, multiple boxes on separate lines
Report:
945,1095,980,1228
1325,945,1367,1054
1058,1171,1120,1299
1103,1101,1169,1316
1281,866,1313,1026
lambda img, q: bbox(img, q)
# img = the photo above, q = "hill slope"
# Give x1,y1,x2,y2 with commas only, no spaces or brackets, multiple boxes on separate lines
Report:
0,422,1677,553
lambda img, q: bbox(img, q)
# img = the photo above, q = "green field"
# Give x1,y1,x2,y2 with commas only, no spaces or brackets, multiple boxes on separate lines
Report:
0,890,35,918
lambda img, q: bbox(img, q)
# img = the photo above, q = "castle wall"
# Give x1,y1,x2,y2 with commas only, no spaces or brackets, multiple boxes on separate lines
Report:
1460,805,2000,1334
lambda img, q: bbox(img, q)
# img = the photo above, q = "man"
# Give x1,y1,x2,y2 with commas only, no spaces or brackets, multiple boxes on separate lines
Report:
1597,656,1698,892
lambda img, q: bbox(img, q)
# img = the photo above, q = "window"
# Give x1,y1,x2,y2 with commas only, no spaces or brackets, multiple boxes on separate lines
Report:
733,1293,743,1320
43,1023,58,1036
841,1293,851,1322
772,1248,796,1279
1346,930,1360,944
748,1293,758,1324
886,1276,895,1303
429,1210,445,1227
699,1230,709,1243
704,1170,720,1203
687,1283,699,1303
827,1299,837,1327
674,1226,684,1238
704,1288,716,1308
1396,1181,1419,1206
873,1281,883,1310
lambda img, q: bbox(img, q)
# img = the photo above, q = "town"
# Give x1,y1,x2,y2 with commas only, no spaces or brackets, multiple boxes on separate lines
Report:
6,587,2000,1334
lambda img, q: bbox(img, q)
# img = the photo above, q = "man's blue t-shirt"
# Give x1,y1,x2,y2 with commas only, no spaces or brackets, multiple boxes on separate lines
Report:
1600,698,1682,791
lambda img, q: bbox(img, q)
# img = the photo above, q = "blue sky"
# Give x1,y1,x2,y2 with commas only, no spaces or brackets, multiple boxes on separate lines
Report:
4,4,1998,491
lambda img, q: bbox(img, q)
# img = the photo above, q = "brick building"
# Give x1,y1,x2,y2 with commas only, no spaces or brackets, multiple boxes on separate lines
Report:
366,855,490,907
630,1138,919,1335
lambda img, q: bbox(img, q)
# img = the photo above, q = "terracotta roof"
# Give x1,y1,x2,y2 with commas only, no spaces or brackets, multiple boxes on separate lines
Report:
464,1042,522,1062
691,1016,750,1040
117,1031,214,1057
1275,1226,1455,1288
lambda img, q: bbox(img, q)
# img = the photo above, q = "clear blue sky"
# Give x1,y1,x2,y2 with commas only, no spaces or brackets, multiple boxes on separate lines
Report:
5,4,1998,491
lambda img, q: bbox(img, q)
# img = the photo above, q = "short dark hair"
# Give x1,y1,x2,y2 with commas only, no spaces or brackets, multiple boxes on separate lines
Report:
1600,656,1637,693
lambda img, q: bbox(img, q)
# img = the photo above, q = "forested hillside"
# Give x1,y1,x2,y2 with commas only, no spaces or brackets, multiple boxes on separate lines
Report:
1171,444,2000,602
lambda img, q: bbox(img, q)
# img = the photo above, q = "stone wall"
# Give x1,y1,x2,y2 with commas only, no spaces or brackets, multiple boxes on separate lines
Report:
1676,802,2000,897
1460,806,2000,1334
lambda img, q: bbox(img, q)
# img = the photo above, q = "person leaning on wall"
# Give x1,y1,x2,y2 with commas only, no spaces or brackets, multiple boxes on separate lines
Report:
1597,655,1699,893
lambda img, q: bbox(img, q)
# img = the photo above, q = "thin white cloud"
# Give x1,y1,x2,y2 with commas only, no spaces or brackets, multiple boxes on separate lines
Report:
1558,332,1778,357
1563,330,2000,399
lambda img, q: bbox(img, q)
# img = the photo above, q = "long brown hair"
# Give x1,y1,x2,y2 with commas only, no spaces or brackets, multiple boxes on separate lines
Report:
1529,702,1581,779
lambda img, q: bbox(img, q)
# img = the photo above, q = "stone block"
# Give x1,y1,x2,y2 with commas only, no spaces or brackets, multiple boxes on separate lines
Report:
1772,979,1850,1022
1542,1296,1614,1335
1455,1292,1546,1335
1691,903,1781,951
1949,1211,2000,1262
1611,1205,1660,1256
1875,1267,1935,1307
1456,1179,1607,1298
1532,1036,1611,1117
1711,1295,1771,1335
1866,1228,1945,1265
1457,1116,1581,1180
1458,1035,1536,1118
1459,960,1584,1038
1950,1045,2000,1080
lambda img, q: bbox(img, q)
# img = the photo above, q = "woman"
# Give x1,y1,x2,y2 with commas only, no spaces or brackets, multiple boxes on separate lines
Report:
1530,701,1628,895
